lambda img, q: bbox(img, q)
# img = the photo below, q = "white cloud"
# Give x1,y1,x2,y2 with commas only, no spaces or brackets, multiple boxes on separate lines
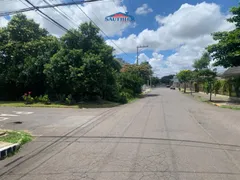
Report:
0,17,9,27
107,2,235,77
0,0,131,37
135,4,153,15
137,53,149,64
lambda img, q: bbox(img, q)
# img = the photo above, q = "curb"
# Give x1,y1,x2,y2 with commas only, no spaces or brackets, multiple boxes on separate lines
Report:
212,103,221,107
0,130,29,160
0,143,20,160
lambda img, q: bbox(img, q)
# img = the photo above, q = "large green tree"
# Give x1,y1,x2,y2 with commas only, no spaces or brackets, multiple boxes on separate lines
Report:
207,5,240,67
0,14,59,100
44,22,119,101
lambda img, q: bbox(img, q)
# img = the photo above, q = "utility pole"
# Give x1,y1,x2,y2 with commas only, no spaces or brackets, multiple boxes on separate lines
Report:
136,45,148,65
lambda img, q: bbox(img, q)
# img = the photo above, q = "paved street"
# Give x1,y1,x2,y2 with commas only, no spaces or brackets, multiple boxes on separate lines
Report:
0,88,240,180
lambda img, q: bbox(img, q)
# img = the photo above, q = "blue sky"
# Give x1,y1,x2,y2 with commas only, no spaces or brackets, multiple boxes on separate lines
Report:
113,0,238,65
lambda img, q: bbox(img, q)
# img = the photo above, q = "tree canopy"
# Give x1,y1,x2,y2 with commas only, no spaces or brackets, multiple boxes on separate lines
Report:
193,52,211,70
207,5,240,68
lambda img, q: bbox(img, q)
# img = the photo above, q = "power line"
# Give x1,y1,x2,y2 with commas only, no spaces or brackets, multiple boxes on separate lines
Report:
0,0,105,17
23,0,69,32
42,0,77,29
35,10,66,34
72,0,133,58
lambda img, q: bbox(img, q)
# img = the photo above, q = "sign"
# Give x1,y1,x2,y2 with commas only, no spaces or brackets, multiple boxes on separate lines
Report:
105,12,135,22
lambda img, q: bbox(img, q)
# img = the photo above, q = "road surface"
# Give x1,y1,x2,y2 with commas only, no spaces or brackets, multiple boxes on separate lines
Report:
0,88,240,180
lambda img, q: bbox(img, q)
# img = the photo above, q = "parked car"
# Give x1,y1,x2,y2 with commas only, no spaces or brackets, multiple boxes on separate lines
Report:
166,85,170,88
170,86,175,90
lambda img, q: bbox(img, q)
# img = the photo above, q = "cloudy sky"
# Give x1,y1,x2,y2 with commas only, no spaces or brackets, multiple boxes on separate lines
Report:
0,0,238,77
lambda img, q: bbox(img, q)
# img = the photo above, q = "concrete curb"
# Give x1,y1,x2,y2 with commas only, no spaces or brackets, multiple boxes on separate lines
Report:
0,142,20,160
0,130,27,160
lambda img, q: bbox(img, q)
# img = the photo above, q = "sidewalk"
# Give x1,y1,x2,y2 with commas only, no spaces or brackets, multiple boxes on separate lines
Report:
186,91,240,108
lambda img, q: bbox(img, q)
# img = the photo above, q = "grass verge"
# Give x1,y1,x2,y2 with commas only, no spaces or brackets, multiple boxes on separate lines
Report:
0,101,120,109
184,93,240,111
220,105,240,110
0,130,32,145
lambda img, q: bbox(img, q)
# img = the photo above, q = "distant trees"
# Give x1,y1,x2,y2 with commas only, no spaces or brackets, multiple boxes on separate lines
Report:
0,14,153,103
160,75,174,85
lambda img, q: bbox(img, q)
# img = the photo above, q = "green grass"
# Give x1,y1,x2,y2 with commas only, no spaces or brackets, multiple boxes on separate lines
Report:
127,97,139,103
220,105,240,110
0,131,32,145
193,95,240,110
0,101,120,108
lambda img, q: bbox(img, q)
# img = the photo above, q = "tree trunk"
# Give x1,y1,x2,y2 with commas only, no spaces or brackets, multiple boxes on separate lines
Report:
195,83,199,92
234,85,240,97
209,82,212,101
184,83,186,93
190,82,192,95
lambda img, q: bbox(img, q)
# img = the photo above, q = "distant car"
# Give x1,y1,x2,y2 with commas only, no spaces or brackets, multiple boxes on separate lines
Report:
166,85,170,88
170,86,175,90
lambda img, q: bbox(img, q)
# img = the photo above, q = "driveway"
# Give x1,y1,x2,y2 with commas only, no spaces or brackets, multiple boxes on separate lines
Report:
0,88,240,180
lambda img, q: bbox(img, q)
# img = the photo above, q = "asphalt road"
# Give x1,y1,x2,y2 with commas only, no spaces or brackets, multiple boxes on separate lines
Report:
0,88,240,180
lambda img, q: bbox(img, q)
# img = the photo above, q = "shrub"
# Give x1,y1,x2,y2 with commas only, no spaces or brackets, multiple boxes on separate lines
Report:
42,95,50,104
56,94,66,103
36,94,50,104
22,92,34,104
65,94,75,105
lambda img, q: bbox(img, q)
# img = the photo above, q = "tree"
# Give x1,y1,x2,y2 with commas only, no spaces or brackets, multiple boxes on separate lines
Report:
44,22,119,101
151,77,161,86
197,69,217,101
192,52,211,92
160,75,174,85
207,4,240,68
0,14,59,100
193,52,211,70
177,70,193,93
121,62,153,85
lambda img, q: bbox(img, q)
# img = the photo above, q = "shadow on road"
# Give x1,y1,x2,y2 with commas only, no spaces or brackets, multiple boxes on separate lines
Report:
140,94,160,99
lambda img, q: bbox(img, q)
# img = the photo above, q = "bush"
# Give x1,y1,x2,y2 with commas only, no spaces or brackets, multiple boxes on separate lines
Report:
36,94,51,104
22,92,34,104
118,94,127,104
42,95,51,104
65,94,75,105
56,94,66,103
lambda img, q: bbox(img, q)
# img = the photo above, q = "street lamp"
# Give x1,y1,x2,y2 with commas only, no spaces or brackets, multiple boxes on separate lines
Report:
137,45,148,65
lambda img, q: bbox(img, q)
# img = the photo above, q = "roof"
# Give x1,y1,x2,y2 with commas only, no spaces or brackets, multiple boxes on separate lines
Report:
222,66,240,77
